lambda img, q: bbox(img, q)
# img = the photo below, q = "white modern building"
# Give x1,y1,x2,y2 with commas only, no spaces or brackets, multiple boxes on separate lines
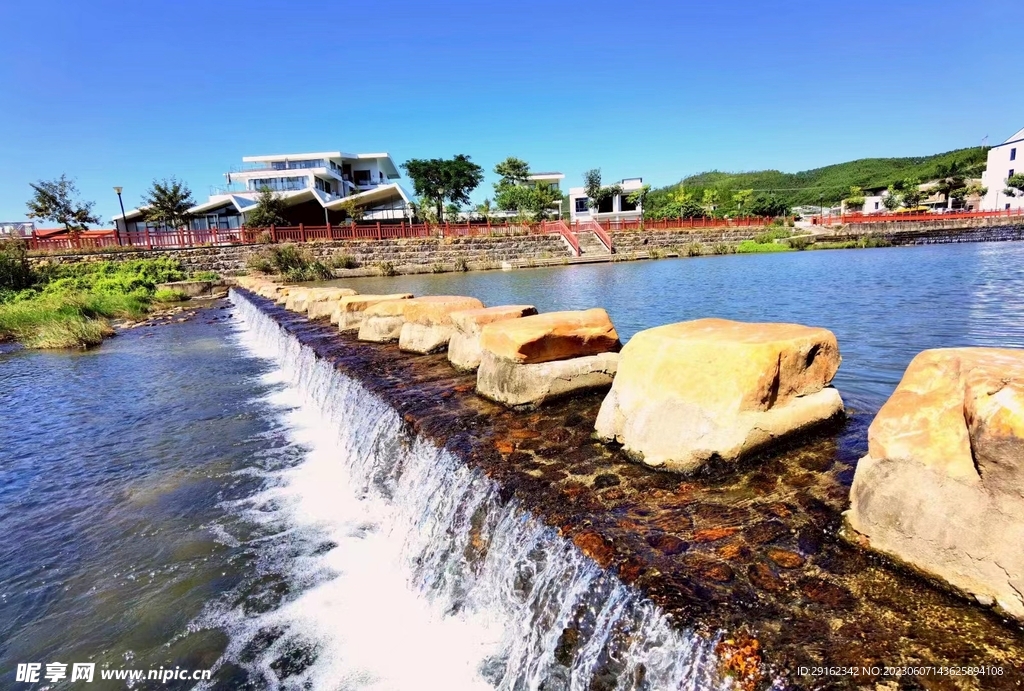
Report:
114,151,413,232
981,126,1024,211
0,221,34,238
569,177,644,223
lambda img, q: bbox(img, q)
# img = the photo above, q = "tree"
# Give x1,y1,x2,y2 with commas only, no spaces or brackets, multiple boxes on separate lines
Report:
493,157,531,185
900,178,924,209
445,203,462,221
843,186,866,212
732,189,754,216
748,193,789,218
883,185,901,211
336,197,365,222
700,189,720,216
583,169,603,205
26,174,100,234
402,155,484,223
244,186,288,228
141,177,195,230
1004,173,1024,198
933,160,967,209
475,199,493,221
526,182,563,220
628,184,652,218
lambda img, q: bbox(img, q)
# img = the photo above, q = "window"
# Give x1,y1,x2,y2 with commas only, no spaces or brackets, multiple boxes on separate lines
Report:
1008,203,1013,211
874,201,880,210
574,198,589,213
354,170,371,185
597,196,614,213
620,196,638,212
1011,148,1017,161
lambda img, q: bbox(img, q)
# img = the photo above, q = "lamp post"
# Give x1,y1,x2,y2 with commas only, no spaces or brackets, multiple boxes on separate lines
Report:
114,187,129,246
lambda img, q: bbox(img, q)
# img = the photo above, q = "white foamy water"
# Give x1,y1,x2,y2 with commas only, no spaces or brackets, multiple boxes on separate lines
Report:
205,290,728,690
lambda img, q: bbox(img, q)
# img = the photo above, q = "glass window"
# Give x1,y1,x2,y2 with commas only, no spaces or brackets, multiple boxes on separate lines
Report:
574,198,589,213
1011,148,1017,161
620,196,638,212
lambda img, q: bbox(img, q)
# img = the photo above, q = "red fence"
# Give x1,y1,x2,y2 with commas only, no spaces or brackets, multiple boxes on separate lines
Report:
814,208,1024,225
602,216,770,231
541,220,580,256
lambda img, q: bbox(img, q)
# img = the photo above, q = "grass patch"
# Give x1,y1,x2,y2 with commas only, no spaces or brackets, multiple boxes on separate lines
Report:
152,288,190,302
810,235,893,250
247,244,332,281
736,240,794,254
330,253,359,269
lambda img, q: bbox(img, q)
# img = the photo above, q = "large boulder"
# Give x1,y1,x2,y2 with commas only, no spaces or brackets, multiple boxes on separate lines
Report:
476,309,621,408
847,348,1024,622
305,288,358,319
358,298,419,343
331,294,414,331
447,305,538,371
595,318,843,473
398,296,485,354
284,289,315,312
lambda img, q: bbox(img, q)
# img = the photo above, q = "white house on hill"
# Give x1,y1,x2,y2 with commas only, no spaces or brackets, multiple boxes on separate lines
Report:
981,127,1024,211
569,177,645,223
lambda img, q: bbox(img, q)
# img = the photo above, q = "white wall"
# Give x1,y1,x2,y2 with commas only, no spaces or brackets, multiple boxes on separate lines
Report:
981,139,1024,211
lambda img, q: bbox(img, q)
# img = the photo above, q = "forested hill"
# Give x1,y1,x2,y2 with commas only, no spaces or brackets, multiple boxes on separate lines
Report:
652,146,988,214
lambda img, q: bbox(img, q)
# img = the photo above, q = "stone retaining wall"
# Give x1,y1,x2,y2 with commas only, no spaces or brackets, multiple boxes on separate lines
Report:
819,219,1024,245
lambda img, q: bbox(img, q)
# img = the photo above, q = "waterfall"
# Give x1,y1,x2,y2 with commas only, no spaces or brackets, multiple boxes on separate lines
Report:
219,289,728,691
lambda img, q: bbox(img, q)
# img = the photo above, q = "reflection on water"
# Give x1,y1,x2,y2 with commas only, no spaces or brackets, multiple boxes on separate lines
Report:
327,242,1024,409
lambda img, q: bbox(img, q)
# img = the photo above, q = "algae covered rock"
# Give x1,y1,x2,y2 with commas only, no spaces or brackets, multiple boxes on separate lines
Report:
595,318,843,473
397,296,485,354
476,309,621,408
847,347,1024,622
447,305,538,371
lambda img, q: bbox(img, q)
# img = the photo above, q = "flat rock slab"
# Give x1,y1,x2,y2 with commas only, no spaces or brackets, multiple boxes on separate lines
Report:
595,318,843,473
398,296,486,354
448,305,538,371
305,288,359,319
358,297,421,343
847,347,1024,622
479,308,620,365
477,351,620,409
331,294,414,330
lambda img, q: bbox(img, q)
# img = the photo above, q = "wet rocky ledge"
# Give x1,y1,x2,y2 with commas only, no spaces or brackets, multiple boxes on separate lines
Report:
235,289,1024,690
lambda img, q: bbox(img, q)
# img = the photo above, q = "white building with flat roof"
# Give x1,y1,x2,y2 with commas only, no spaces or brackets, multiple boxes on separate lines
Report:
569,177,644,223
981,127,1024,211
114,150,413,232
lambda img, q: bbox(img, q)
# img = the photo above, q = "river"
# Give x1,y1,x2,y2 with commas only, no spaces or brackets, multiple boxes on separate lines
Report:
2,242,1023,690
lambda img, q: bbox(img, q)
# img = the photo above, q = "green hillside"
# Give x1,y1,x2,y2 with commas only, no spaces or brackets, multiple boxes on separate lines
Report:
647,146,988,217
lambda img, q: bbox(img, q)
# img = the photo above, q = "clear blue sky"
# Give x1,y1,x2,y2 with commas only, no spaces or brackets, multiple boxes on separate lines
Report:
1,0,1020,224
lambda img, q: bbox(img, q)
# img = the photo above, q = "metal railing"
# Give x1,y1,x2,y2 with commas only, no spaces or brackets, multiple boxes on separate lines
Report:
541,220,580,256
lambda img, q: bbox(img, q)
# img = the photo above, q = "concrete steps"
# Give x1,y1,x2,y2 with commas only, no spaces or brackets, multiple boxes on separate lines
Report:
575,230,611,256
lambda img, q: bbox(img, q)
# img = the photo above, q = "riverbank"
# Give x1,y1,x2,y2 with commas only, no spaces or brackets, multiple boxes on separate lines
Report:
233,286,1024,689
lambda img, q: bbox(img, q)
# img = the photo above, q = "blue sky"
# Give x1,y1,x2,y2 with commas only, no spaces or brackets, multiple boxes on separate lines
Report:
0,0,1020,224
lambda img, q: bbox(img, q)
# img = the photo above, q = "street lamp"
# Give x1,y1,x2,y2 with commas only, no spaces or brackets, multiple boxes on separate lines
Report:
114,186,129,246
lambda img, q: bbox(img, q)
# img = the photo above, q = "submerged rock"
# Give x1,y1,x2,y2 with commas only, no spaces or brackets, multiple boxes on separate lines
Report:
447,305,537,372
847,347,1024,622
398,296,485,354
331,294,413,331
476,309,621,408
594,319,843,473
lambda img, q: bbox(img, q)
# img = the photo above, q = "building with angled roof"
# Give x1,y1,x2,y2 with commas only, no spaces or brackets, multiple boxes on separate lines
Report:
981,126,1024,211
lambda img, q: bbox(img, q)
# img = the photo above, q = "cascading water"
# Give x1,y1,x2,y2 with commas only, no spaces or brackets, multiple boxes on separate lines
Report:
212,290,730,690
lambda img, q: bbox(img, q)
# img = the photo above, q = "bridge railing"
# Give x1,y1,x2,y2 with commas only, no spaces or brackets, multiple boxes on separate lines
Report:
814,208,1024,225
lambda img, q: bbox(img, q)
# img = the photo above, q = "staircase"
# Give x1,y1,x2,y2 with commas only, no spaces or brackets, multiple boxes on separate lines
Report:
576,231,612,256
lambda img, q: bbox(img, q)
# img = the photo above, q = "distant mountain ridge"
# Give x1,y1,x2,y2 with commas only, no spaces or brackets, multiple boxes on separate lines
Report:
657,146,989,209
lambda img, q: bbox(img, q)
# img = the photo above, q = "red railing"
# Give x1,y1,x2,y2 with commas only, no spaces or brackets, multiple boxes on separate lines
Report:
601,216,771,231
814,208,1024,225
541,220,579,256
575,219,614,253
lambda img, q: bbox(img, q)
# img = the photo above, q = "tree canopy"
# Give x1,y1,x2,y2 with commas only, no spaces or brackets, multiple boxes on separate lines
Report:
1005,173,1024,198
402,155,484,222
244,187,288,228
26,175,100,233
141,177,195,229
492,157,562,220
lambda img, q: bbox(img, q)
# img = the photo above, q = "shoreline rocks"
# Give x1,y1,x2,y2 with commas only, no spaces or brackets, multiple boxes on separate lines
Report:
846,347,1024,622
398,296,485,354
305,288,358,319
476,309,621,408
448,305,538,371
331,294,414,331
595,319,843,473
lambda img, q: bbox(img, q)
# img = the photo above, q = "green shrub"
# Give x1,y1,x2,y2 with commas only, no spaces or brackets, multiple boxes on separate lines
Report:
737,240,794,253
687,242,704,257
454,258,469,272
785,235,815,250
431,263,447,274
190,270,220,281
377,261,397,277
331,253,359,269
711,242,733,255
648,247,664,259
753,227,792,244
0,239,33,291
152,288,190,302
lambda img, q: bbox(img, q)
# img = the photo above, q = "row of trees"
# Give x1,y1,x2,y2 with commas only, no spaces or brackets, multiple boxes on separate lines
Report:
843,159,994,212
644,184,789,219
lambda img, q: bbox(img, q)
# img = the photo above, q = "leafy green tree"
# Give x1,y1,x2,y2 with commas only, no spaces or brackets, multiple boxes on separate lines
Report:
701,189,720,216
900,178,924,209
932,160,967,209
844,186,866,211
336,197,365,222
1004,173,1024,198
26,174,100,234
476,199,493,221
244,186,288,228
445,203,462,221
493,157,530,185
527,182,563,220
628,184,651,222
141,177,195,230
402,155,484,223
583,169,603,205
748,193,789,218
732,189,754,215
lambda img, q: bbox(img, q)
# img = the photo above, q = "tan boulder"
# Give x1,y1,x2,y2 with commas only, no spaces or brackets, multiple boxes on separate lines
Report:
284,289,315,312
476,309,621,408
397,296,485,354
447,305,538,371
305,288,359,319
595,318,843,473
847,348,1024,622
358,298,420,343
330,294,414,331
478,309,620,365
